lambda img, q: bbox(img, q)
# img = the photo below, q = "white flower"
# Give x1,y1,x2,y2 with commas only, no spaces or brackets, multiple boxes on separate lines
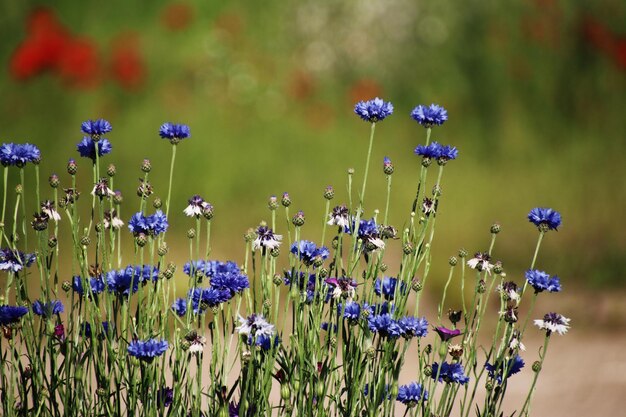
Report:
252,226,282,251
189,336,206,354
183,195,209,217
327,205,350,228
467,252,494,275
235,314,275,337
534,312,570,335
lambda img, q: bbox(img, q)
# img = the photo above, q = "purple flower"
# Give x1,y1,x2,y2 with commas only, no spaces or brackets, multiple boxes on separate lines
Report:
0,143,41,167
157,387,174,408
290,240,329,266
485,355,525,384
72,275,105,297
528,207,561,231
128,211,168,236
81,119,112,137
76,137,112,161
374,277,406,301
433,326,462,342
127,339,168,362
354,97,394,122
398,316,429,338
0,305,29,325
325,277,357,300
32,300,64,318
411,104,448,127
253,225,282,251
0,248,36,272
397,382,428,405
414,142,441,159
159,122,191,143
431,361,469,384
525,269,561,293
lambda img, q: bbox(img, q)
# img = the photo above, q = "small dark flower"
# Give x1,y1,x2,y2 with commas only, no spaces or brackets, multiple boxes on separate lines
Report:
498,281,521,302
61,188,80,206
422,197,435,216
136,178,153,198
54,324,65,340
411,104,448,127
354,97,394,122
327,205,350,228
448,309,462,325
157,386,174,408
40,200,61,222
91,178,115,199
31,211,49,231
159,122,191,144
32,300,64,318
397,382,428,405
0,305,29,326
467,252,494,275
103,209,124,230
433,326,462,342
431,361,469,384
77,137,112,160
528,207,561,231
127,339,168,362
525,270,561,293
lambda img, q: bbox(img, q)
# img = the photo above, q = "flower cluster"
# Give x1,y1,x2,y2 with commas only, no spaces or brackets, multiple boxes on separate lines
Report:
235,314,278,351
72,275,106,296
368,313,428,339
128,210,169,236
32,300,64,318
0,143,41,166
397,382,428,405
414,141,458,162
354,97,394,122
0,305,29,326
77,137,112,161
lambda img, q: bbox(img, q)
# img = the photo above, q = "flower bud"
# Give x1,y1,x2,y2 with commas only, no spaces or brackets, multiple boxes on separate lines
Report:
458,248,468,258
97,388,107,397
432,184,442,197
423,365,432,376
153,198,162,209
532,361,542,373
383,157,394,175
280,384,291,400
49,174,60,188
490,223,501,234
477,279,486,294
316,381,325,397
158,243,168,256
113,191,123,205
323,186,334,200
403,242,414,255
67,159,77,175
270,247,280,258
62,281,71,292
412,280,423,292
292,211,305,227
203,204,214,220
485,380,494,391
141,159,151,173
421,157,432,167
135,233,147,247
187,229,196,239
80,235,90,246
318,267,329,279
449,256,458,266
268,195,278,210
273,274,283,286
281,192,291,207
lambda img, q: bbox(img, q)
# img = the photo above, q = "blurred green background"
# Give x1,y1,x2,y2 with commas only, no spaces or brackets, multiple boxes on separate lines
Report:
1,0,625,292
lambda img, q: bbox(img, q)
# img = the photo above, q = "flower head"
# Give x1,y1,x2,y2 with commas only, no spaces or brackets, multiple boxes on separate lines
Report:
354,97,394,122
184,195,210,217
290,240,329,266
32,300,64,318
0,143,41,167
433,326,462,342
0,305,29,326
528,207,561,231
374,277,406,300
103,209,124,230
41,200,61,222
253,225,282,251
325,277,357,300
76,137,112,161
414,142,441,159
339,301,361,321
397,382,428,405
534,312,570,336
128,211,168,236
399,316,429,338
368,313,402,338
525,270,561,294
127,339,168,362
467,252,494,275
73,275,106,297
431,361,469,384
157,387,174,408
106,265,159,297
485,355,525,384
81,119,112,138
411,104,448,127
91,178,115,199
159,122,191,144
0,248,36,272
327,205,350,228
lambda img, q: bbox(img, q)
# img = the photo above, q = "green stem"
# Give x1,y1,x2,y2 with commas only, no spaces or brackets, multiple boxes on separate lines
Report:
165,144,178,218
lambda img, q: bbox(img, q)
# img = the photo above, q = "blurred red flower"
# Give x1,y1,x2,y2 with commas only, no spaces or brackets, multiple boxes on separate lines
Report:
56,37,101,88
109,34,146,91
161,2,194,32
348,78,383,105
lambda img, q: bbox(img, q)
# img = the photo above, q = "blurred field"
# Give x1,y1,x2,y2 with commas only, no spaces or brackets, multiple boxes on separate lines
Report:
1,1,625,287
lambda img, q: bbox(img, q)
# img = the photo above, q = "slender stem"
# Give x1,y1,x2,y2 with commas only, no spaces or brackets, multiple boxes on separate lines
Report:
359,122,376,208
165,145,178,218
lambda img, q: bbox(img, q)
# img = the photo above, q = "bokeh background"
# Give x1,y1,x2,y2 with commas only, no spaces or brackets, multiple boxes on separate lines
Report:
2,0,626,320
2,1,626,415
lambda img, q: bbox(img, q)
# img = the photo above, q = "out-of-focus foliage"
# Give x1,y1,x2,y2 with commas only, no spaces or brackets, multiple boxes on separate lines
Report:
1,0,624,287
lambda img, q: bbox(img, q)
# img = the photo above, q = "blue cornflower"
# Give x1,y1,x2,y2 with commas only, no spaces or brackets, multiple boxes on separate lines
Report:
525,269,561,293
411,104,448,127
431,362,470,385
159,122,191,144
290,240,329,266
157,387,174,408
72,275,105,296
347,217,384,251
374,277,406,300
209,270,249,295
414,142,441,159
171,299,187,316
0,143,41,167
354,97,394,123
81,321,111,339
528,207,561,231
127,339,168,362
106,265,158,297
76,137,112,161
438,144,458,161
128,211,169,236
339,301,361,321
368,313,402,338
81,119,112,137
397,382,428,405
250,333,280,350
398,316,429,338
0,248,36,272
0,305,29,325
32,300,64,318
485,355,525,384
